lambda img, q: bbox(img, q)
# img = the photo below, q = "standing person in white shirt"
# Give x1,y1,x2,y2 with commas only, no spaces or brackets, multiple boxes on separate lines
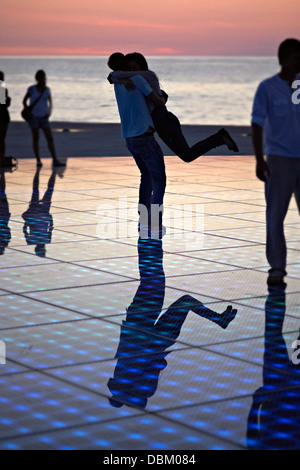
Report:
251,38,300,286
0,71,11,168
23,70,65,168
108,53,166,238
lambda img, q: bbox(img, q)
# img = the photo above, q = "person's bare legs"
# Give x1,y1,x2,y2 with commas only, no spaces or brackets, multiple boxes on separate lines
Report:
42,127,62,166
31,128,42,166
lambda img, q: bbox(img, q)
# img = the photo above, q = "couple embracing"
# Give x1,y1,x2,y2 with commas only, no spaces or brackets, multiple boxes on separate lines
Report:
107,52,238,238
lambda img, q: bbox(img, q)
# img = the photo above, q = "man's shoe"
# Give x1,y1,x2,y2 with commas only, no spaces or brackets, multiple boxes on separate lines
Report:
267,274,285,286
0,156,18,172
138,223,149,239
149,225,166,239
0,156,18,168
218,128,239,152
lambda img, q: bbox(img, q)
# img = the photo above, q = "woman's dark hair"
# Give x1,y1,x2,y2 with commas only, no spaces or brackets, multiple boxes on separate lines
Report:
278,38,300,63
35,69,46,81
125,52,149,71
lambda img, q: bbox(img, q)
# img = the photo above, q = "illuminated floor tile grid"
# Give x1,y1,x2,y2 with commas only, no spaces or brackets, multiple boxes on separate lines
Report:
0,155,300,450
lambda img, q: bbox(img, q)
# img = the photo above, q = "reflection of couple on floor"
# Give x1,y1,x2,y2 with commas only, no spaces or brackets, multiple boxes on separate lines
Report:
247,283,300,450
108,237,237,409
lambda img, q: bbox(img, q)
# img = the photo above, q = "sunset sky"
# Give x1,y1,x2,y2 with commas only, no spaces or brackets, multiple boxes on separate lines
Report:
1,0,299,56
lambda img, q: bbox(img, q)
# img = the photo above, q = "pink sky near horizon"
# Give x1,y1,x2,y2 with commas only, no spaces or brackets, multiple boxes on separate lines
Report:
1,0,299,56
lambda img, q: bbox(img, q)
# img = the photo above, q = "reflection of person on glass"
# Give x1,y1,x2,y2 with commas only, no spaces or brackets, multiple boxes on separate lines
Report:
0,169,11,255
247,283,300,450
108,52,239,163
22,168,59,257
108,238,237,409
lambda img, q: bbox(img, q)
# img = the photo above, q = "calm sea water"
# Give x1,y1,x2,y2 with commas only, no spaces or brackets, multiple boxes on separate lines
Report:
0,56,278,125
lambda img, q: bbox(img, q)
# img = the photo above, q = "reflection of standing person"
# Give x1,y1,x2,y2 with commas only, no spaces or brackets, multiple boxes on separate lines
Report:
108,238,237,409
0,169,11,255
252,38,300,286
0,71,11,167
108,53,167,237
108,52,239,162
22,168,58,257
22,70,65,168
247,284,300,450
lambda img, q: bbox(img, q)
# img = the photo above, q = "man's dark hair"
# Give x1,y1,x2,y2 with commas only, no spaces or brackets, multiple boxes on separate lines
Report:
107,52,127,71
278,38,300,63
125,52,149,71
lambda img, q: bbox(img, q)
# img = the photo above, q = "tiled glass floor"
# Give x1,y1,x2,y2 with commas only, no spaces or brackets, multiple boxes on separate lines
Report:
0,155,300,450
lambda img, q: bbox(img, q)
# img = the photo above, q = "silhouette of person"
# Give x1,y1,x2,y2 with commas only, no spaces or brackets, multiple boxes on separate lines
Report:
0,71,11,168
22,167,62,256
108,52,239,163
22,70,65,168
247,283,300,450
107,53,167,238
252,38,300,286
0,169,11,255
108,237,237,409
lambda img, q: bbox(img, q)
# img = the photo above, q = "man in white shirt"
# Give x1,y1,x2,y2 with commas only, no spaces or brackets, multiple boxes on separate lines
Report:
251,38,300,286
108,53,166,237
